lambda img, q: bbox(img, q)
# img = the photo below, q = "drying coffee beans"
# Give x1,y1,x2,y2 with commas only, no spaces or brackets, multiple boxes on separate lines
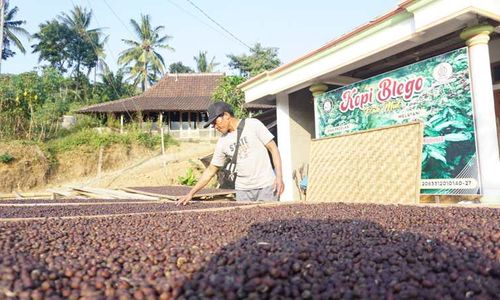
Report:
0,203,499,299
0,202,249,218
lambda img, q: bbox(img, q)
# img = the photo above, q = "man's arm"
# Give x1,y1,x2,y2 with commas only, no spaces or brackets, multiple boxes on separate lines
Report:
265,140,285,196
178,164,220,205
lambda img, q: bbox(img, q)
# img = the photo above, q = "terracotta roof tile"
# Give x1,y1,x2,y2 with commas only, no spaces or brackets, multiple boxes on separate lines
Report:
77,73,224,113
244,103,275,110
143,73,223,97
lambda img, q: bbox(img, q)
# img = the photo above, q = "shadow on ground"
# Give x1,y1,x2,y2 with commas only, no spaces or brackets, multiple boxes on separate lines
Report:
176,218,500,299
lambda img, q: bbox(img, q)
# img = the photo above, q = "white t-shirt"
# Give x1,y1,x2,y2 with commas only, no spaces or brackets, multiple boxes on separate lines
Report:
211,118,276,190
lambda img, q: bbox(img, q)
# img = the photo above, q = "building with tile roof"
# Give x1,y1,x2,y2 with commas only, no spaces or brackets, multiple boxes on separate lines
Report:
77,73,223,132
77,73,275,140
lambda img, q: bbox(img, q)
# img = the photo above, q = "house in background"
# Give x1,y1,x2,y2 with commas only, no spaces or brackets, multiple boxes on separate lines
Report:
77,73,274,141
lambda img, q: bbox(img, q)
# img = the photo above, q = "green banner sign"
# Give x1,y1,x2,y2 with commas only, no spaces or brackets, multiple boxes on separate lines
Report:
314,47,480,195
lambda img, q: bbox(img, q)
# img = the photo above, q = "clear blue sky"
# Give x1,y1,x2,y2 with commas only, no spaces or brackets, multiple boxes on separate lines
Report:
3,0,399,75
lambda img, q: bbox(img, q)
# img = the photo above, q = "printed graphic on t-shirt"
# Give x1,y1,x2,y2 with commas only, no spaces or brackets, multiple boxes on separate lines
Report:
229,136,249,160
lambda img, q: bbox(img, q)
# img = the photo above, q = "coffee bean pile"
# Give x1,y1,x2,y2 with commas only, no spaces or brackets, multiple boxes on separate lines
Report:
0,202,249,219
0,203,499,299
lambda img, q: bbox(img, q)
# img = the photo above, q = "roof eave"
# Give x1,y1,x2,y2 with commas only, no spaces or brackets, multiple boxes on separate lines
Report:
240,0,499,103
238,2,413,92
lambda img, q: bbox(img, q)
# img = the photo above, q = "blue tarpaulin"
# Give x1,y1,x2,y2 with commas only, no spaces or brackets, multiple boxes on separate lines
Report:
300,176,308,190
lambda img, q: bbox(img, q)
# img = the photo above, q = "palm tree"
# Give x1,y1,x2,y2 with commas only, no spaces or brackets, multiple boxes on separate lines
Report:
98,69,135,101
58,5,93,35
1,1,30,61
58,5,105,77
194,50,219,73
88,32,109,82
118,14,173,91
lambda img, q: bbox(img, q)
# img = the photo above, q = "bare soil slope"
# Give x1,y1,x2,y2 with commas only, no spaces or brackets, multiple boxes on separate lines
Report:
0,141,215,194
0,142,50,192
83,142,216,190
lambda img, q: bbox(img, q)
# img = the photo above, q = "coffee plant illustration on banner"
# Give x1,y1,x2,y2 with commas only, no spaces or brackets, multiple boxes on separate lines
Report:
314,47,480,195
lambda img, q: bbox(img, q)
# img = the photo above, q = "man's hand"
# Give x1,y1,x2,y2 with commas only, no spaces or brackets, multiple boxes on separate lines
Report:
176,164,219,206
177,193,193,206
265,140,284,197
273,176,285,196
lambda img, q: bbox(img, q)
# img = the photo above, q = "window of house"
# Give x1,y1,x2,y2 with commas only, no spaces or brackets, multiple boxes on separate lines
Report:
189,112,198,129
492,63,500,84
170,111,180,130
181,112,189,130
198,112,207,128
158,112,167,130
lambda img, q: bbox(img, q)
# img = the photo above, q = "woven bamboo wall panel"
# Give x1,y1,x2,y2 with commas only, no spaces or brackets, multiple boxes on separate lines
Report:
307,122,423,204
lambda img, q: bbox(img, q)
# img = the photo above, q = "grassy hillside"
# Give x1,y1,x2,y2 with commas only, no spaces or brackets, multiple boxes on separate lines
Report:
0,130,178,193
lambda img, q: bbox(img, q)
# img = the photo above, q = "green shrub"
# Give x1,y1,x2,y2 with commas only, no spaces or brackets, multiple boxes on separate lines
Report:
178,168,198,186
136,132,158,149
0,153,14,164
47,128,178,154
106,114,121,129
72,115,102,131
132,131,178,150
163,134,179,147
47,129,131,152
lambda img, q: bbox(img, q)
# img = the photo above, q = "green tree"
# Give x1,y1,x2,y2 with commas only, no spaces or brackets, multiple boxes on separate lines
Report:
118,14,173,91
58,6,105,77
95,69,137,101
32,20,72,73
32,6,105,77
88,31,109,83
212,75,247,117
227,42,281,78
194,50,219,73
1,1,30,60
168,61,193,74
0,68,70,140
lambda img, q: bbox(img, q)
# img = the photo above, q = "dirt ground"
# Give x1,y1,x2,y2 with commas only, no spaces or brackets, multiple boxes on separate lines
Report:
87,142,217,190
0,142,51,193
0,141,216,194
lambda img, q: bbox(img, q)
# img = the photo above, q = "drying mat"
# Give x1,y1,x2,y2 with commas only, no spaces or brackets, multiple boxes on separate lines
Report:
123,186,235,201
307,122,423,204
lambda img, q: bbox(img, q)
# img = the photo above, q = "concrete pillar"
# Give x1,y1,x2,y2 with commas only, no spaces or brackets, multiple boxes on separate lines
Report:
168,111,171,133
309,83,329,139
460,24,500,201
159,112,165,155
276,92,295,201
120,114,124,134
309,83,328,97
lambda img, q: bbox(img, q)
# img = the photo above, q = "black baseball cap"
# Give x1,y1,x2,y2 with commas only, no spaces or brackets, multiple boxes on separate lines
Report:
204,102,234,128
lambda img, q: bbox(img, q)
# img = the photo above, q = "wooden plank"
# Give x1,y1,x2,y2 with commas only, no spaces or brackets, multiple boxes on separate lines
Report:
46,188,76,197
73,190,105,199
0,193,17,200
122,186,235,201
70,187,159,200
0,192,53,200
121,188,176,201
103,189,159,200
73,187,120,199
46,188,88,200
13,191,23,200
